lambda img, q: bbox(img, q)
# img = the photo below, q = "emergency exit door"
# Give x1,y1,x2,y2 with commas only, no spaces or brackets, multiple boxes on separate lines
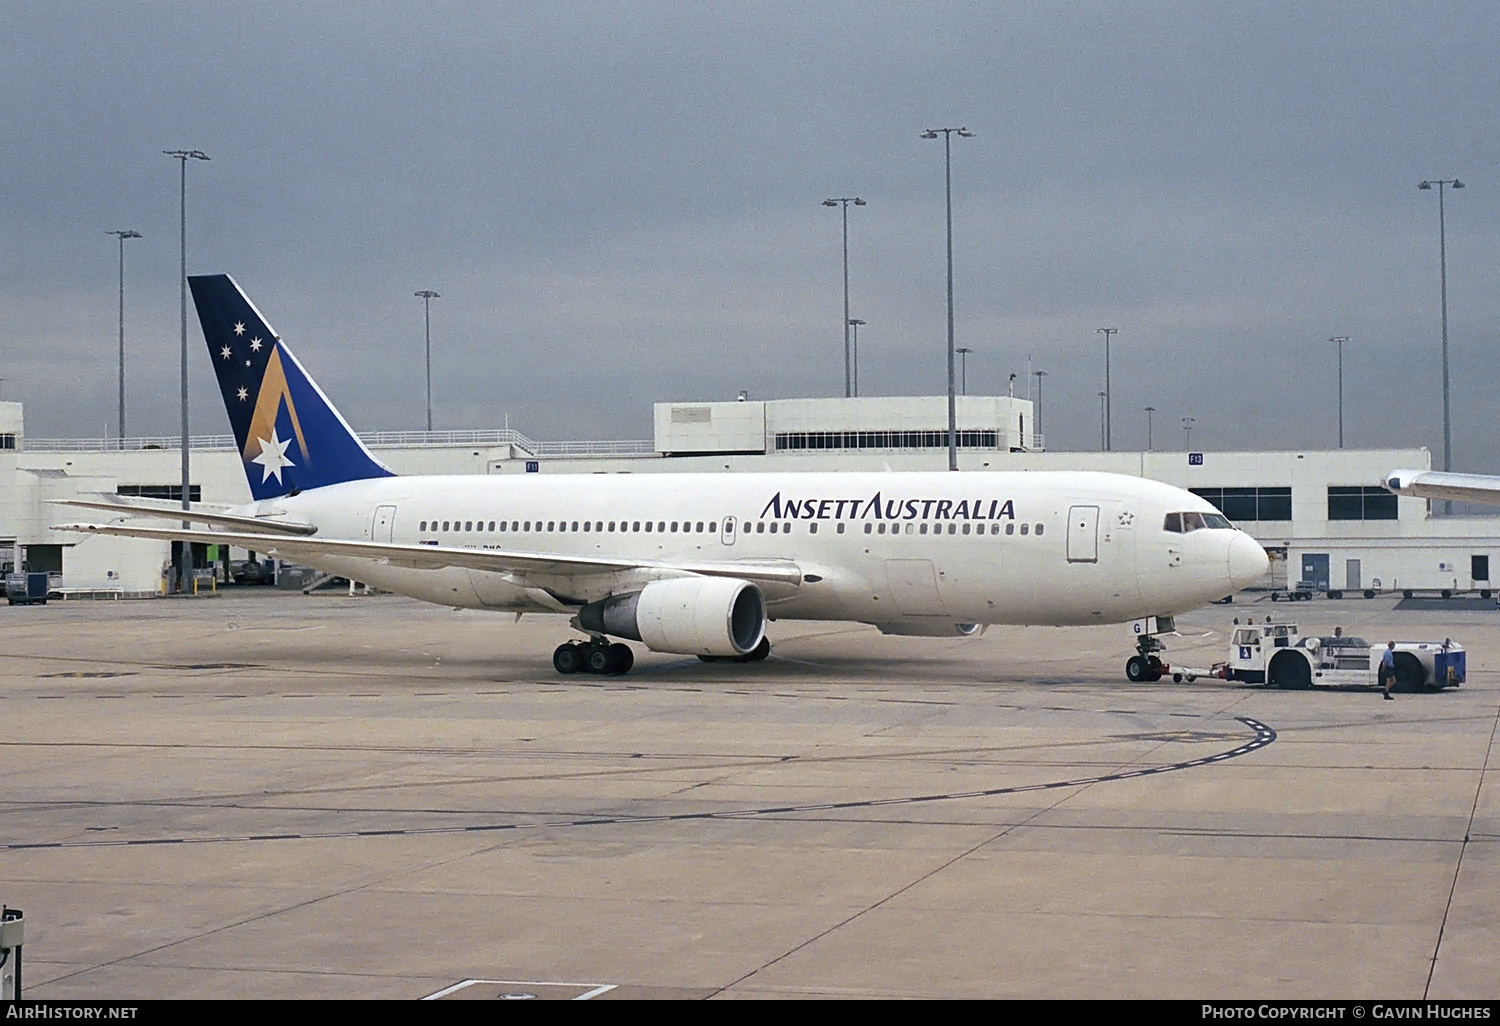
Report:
371,505,397,543
1067,505,1099,563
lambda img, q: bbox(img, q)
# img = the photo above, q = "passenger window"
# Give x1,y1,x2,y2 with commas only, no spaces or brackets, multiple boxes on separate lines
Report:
906,523,914,535
948,523,956,535
920,524,929,535
657,522,666,532
442,521,450,531
878,523,887,535
1021,523,1030,536
547,521,555,531
962,523,971,535
696,522,704,532
571,521,579,532
708,522,717,533
1035,523,1044,536
770,522,779,534
756,522,765,534
863,523,872,534
1164,512,1183,533
511,521,519,531
583,521,591,532
596,521,603,532
644,522,653,533
1005,523,1015,535
632,521,640,532
809,523,818,534
837,523,846,534
419,520,427,531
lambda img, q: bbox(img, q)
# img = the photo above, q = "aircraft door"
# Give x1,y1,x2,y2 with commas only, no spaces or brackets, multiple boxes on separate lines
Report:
885,559,948,615
371,504,397,543
721,516,737,545
1066,505,1099,563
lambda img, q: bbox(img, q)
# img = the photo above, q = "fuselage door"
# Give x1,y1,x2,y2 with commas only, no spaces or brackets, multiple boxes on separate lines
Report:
885,559,948,615
1066,505,1100,563
721,516,736,546
371,504,397,543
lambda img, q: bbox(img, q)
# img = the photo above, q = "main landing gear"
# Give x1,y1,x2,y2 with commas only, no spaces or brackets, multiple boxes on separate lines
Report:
1124,615,1175,683
553,639,634,676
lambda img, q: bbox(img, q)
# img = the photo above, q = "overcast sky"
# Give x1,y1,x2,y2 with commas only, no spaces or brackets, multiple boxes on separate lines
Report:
3,2,1497,469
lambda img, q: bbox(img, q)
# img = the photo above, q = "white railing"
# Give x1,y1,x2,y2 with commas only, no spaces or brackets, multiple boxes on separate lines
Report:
24,430,657,458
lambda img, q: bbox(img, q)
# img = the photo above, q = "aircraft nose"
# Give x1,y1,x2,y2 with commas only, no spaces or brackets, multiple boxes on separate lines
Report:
1228,532,1269,591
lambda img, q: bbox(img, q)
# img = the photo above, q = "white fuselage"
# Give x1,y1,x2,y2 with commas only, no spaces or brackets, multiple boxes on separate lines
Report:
244,470,1268,629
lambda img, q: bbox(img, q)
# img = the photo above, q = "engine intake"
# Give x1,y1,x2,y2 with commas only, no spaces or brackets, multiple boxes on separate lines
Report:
577,577,766,657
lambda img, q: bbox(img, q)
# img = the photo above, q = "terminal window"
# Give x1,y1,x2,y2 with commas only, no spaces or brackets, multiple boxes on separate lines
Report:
117,484,202,502
774,429,998,452
0,434,14,450
1327,486,1398,521
1189,486,1292,522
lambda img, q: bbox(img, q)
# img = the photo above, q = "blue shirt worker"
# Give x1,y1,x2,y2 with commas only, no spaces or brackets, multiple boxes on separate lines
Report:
1380,641,1397,700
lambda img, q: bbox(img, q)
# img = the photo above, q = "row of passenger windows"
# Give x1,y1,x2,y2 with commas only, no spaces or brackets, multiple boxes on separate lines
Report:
417,518,1045,538
420,519,719,534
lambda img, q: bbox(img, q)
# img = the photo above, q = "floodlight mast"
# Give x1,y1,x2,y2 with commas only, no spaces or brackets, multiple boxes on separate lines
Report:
823,197,865,398
106,229,143,446
163,149,209,593
1418,177,1464,513
921,127,974,471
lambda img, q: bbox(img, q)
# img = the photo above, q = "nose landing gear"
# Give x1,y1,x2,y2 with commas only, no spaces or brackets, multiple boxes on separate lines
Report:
553,639,634,675
1125,615,1175,682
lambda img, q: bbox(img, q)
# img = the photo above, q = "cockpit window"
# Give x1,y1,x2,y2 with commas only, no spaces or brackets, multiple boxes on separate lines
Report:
1165,510,1233,533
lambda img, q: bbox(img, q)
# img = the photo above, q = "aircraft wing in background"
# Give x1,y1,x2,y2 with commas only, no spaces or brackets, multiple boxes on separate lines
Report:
1385,469,1500,507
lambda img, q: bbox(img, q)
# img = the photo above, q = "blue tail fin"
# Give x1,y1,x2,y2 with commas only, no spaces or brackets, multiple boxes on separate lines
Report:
189,274,394,500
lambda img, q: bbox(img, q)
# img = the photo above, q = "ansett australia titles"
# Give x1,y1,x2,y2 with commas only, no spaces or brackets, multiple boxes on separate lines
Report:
760,492,1016,523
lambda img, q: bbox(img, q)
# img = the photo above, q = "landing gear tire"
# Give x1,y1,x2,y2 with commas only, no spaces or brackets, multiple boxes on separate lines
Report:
1126,656,1151,683
608,643,634,674
553,643,583,675
735,636,772,663
586,645,612,674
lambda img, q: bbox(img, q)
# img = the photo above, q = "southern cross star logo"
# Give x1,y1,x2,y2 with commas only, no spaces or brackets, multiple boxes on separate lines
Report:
234,322,245,335
237,387,248,401
251,427,296,483
250,337,263,352
220,345,232,360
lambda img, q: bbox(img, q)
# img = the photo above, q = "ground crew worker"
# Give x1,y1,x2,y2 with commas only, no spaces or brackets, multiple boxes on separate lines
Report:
1380,641,1397,700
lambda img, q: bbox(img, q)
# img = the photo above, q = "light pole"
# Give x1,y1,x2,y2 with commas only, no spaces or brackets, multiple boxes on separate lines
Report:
1032,370,1046,448
1096,327,1118,450
1145,406,1156,451
106,229,142,447
956,346,973,395
1329,336,1350,448
1182,416,1195,450
1418,177,1464,512
1097,391,1107,451
848,319,865,397
922,127,974,471
164,149,209,593
823,197,865,398
415,290,440,432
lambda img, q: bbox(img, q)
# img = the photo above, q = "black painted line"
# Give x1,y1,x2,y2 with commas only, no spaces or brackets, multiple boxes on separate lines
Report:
1,718,1275,852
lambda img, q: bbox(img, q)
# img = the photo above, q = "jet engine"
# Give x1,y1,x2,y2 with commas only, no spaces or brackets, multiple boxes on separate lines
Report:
577,577,766,657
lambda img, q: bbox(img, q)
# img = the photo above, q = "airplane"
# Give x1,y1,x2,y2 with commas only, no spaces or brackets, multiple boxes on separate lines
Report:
60,275,1270,680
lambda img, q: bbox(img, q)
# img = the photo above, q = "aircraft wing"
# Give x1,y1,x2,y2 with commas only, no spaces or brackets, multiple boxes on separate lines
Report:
1385,469,1500,507
57,522,805,588
54,497,319,536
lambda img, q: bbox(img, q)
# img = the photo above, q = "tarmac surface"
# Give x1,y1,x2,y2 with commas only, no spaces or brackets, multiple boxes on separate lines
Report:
2,590,1496,999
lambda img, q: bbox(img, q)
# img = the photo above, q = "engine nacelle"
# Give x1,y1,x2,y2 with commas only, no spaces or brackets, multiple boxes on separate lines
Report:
577,577,766,657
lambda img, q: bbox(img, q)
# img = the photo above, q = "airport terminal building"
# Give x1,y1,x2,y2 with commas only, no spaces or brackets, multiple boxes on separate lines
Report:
3,394,1497,599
